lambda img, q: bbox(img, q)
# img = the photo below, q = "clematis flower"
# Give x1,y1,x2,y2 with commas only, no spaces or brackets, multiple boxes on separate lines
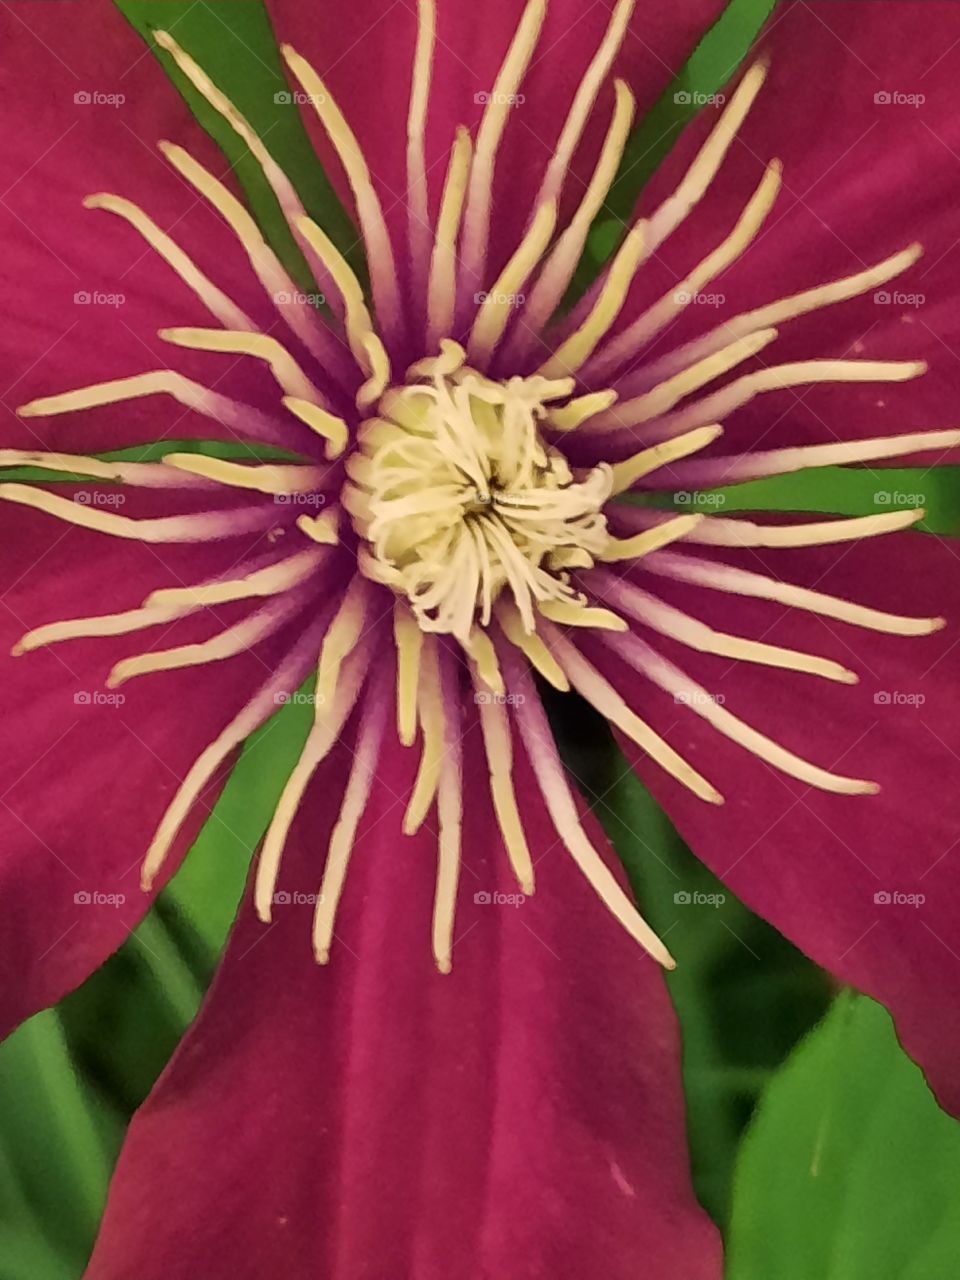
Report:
3,0,960,1274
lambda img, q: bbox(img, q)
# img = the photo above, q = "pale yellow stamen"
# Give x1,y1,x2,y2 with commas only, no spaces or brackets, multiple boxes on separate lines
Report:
463,625,505,693
356,331,392,411
296,510,340,544
537,601,627,630
145,549,324,609
693,508,925,548
316,575,370,708
162,453,324,495
13,601,188,656
283,44,402,339
433,719,462,975
407,0,437,290
591,331,777,433
717,426,960,479
609,425,723,495
538,221,648,378
496,600,570,692
83,193,254,331
467,200,557,363
295,213,380,372
0,450,207,489
427,127,473,350
645,551,945,638
601,514,701,562
158,327,326,406
546,390,618,433
282,397,350,459
460,0,547,287
393,601,423,746
473,670,534,893
403,636,444,835
508,79,635,361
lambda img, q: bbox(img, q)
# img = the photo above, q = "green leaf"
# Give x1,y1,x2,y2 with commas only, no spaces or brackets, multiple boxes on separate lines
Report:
549,695,830,1228
569,0,779,299
627,464,960,535
0,438,305,486
115,0,362,285
728,992,960,1279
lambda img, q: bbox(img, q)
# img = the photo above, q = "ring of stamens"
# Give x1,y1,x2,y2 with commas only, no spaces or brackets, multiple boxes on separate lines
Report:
346,343,614,640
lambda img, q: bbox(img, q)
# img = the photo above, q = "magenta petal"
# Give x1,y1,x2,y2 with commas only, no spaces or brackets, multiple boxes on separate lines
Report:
86,727,721,1279
0,505,300,1036
601,531,960,1114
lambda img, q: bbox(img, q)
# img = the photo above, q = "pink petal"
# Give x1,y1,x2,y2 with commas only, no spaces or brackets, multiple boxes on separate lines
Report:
86,722,721,1278
592,530,960,1115
0,503,308,1035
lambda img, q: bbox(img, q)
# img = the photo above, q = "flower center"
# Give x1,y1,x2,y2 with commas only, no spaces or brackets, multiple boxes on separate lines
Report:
346,341,614,640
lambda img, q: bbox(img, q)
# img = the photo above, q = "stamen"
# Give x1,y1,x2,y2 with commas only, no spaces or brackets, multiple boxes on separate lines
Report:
13,600,188,656
153,31,339,311
403,635,444,835
535,0,635,207
630,244,923,395
467,200,557,363
545,390,618,432
537,601,627,630
645,550,945,637
282,397,350,459
0,483,275,542
0,450,211,489
296,509,340,544
541,623,723,803
83,193,254,331
600,514,701,562
507,79,635,364
504,646,676,967
283,45,403,344
458,0,547,297
141,621,327,891
162,453,325,495
145,548,325,608
427,128,473,351
407,0,437,295
157,142,352,375
604,629,879,795
158,327,327,406
538,221,648,378
588,331,777,434
472,665,534,893
673,427,960,488
609,424,723,495
316,574,371,707
630,359,927,443
313,680,388,963
432,654,462,973
106,593,304,689
587,161,782,384
690,508,925,547
496,600,570,691
255,638,373,921
18,371,290,448
393,600,423,746
593,571,858,683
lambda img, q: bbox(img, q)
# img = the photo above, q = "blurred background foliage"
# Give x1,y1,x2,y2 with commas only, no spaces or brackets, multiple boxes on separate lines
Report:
1,0,957,1276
